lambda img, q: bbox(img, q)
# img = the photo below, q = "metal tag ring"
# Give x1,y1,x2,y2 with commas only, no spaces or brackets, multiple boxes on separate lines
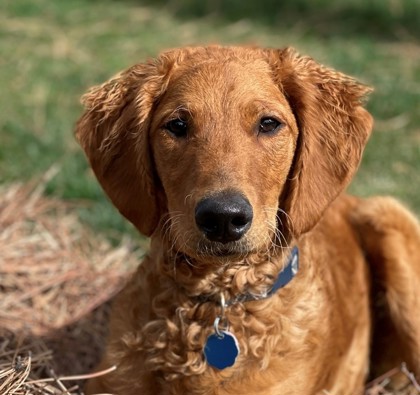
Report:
219,292,226,318
214,315,229,338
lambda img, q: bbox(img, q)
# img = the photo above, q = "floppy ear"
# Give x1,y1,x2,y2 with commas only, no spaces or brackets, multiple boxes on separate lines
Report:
75,60,172,236
270,48,373,236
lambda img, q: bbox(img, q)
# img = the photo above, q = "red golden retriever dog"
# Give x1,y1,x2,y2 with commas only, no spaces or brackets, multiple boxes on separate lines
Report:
76,46,420,395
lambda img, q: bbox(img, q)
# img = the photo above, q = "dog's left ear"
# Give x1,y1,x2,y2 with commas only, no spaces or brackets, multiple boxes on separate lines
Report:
268,48,373,236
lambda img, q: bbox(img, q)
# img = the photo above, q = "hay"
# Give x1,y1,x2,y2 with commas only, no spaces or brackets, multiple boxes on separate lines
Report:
0,170,142,394
0,171,418,394
365,364,420,395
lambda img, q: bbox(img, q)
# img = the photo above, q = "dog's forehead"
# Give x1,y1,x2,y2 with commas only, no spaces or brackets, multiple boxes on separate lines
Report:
165,56,282,106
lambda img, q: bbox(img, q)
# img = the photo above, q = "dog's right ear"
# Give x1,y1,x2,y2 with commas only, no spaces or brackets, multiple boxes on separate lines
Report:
75,60,173,236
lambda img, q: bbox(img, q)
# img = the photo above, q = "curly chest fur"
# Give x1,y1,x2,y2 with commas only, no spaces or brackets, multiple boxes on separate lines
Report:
106,250,339,394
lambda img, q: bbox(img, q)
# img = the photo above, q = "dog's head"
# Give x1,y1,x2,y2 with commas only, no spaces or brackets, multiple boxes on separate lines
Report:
76,46,372,260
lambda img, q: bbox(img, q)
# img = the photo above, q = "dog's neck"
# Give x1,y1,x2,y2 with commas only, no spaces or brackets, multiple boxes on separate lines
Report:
137,237,304,379
151,236,298,304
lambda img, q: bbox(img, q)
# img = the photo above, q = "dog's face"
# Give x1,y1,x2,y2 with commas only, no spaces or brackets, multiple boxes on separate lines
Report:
150,59,298,257
76,46,373,261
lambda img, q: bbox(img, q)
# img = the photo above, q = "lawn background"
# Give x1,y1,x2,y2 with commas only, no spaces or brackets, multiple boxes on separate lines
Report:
1,0,419,242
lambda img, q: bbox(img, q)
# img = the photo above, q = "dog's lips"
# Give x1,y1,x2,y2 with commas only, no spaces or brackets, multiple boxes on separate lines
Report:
194,239,254,259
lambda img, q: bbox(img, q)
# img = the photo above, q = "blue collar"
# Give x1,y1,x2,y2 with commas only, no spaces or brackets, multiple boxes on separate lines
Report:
225,246,299,306
268,246,299,295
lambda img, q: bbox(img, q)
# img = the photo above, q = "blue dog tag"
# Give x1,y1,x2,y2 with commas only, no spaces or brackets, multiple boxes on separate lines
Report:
204,331,240,370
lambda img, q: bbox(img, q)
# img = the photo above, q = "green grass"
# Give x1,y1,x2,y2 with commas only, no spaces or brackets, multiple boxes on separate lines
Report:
1,0,419,239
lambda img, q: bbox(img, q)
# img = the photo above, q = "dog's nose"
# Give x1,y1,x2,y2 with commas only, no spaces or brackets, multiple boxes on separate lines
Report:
195,191,253,243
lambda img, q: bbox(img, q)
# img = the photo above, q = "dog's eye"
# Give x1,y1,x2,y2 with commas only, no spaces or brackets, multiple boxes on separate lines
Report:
165,119,188,137
259,117,283,135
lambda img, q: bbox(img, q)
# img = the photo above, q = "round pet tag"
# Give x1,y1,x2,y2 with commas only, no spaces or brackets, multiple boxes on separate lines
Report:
204,331,240,370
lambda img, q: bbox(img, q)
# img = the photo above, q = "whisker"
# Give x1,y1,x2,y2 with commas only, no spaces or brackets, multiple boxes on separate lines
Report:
184,193,194,206
161,211,185,243
277,207,295,236
262,206,291,253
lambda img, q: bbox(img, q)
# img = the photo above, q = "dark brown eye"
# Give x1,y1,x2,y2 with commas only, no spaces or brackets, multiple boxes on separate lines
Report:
165,118,188,137
259,117,283,135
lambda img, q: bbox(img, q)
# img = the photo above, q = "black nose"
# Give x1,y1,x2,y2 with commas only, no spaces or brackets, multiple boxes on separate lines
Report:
195,191,253,244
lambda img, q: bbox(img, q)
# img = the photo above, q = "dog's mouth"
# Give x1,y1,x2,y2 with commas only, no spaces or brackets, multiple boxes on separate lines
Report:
191,237,261,261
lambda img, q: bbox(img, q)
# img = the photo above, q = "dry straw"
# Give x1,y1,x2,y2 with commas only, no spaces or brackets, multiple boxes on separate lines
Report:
0,169,141,394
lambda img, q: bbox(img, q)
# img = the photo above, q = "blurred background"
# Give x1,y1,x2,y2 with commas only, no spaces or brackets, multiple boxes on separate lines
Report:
1,0,419,242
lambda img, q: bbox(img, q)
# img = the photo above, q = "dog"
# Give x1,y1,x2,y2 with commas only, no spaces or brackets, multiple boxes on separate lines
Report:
76,46,420,395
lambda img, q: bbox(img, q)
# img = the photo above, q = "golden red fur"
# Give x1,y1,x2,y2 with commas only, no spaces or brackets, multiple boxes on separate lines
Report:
75,46,420,394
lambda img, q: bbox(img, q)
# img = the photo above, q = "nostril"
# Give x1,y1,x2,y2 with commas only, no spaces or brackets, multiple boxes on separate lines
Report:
231,211,252,227
197,213,219,233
